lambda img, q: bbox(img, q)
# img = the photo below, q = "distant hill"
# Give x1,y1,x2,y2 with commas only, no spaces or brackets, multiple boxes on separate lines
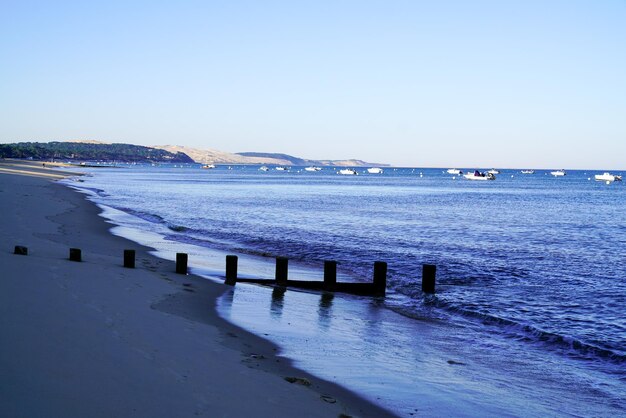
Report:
0,141,388,166
153,146,387,166
0,142,193,163
236,152,309,166
315,159,385,167
236,152,388,167
152,145,291,165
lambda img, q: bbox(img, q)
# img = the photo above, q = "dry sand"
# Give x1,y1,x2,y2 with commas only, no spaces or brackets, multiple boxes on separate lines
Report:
0,159,395,418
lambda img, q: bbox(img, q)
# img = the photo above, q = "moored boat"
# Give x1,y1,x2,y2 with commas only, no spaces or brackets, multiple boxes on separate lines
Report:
594,172,622,182
259,166,269,172
447,168,463,175
202,164,216,169
304,166,322,172
338,168,358,175
487,169,500,174
464,170,496,181
550,169,566,177
367,167,383,174
521,170,535,174
275,166,288,171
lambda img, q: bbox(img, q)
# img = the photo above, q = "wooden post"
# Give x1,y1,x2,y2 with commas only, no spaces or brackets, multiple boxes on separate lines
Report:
176,253,188,274
324,261,337,290
123,249,135,268
275,257,288,285
422,264,436,293
225,255,238,285
69,248,82,262
373,261,387,295
14,245,28,255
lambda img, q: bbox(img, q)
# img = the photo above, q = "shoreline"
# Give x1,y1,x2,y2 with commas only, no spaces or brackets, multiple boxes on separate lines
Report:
6,159,624,417
0,160,395,417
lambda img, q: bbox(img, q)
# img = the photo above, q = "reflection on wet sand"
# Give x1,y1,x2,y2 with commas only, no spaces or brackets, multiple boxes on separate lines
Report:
270,287,286,318
317,293,334,330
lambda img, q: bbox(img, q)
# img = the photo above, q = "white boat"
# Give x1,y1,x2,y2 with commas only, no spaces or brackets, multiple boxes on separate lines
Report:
304,166,322,172
594,172,622,182
202,164,216,169
550,169,566,177
338,168,358,175
447,168,463,175
520,170,535,174
259,166,269,172
367,167,383,174
464,170,496,181
275,166,288,171
487,169,500,174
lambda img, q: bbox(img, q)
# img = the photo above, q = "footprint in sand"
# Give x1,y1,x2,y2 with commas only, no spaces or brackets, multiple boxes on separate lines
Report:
284,377,311,386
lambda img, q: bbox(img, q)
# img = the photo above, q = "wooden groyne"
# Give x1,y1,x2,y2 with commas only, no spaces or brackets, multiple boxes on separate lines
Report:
222,254,436,296
223,255,417,297
12,245,438,296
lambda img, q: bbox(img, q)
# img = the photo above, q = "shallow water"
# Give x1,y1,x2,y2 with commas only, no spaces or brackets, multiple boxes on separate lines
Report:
65,165,626,416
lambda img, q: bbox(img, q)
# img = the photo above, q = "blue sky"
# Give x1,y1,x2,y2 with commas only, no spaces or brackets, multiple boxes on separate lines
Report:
1,0,625,168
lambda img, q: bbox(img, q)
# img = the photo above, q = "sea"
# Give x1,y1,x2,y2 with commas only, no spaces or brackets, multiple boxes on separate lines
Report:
63,165,625,417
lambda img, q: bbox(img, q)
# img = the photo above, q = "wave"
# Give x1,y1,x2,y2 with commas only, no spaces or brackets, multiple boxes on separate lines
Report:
93,197,626,368
423,298,626,365
116,207,166,225
65,184,110,198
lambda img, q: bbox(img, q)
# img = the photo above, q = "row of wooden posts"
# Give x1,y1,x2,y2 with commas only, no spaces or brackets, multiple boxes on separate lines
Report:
13,245,437,295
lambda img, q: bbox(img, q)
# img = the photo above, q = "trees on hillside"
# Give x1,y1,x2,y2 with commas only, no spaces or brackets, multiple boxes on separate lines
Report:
0,142,193,163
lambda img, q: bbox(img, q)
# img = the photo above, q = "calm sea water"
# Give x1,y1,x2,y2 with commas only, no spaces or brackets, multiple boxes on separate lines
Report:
66,165,625,416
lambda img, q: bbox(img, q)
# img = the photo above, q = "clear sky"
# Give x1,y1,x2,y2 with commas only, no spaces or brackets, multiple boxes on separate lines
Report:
1,0,625,169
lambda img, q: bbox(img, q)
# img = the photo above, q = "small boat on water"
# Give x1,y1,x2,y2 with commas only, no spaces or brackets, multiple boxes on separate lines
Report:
464,170,496,181
447,168,463,175
259,166,269,172
594,172,622,182
367,167,383,174
202,164,216,169
550,169,566,177
275,166,288,171
338,168,358,175
304,166,322,172
520,170,535,174
487,169,500,174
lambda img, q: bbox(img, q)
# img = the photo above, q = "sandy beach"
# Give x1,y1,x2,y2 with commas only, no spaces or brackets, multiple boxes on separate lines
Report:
0,160,394,418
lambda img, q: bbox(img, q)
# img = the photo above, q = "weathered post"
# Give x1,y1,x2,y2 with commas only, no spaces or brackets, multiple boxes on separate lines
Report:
275,257,288,285
123,249,135,268
176,253,188,274
14,245,28,255
422,264,436,293
373,261,387,295
225,255,238,285
69,248,82,262
324,260,337,290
